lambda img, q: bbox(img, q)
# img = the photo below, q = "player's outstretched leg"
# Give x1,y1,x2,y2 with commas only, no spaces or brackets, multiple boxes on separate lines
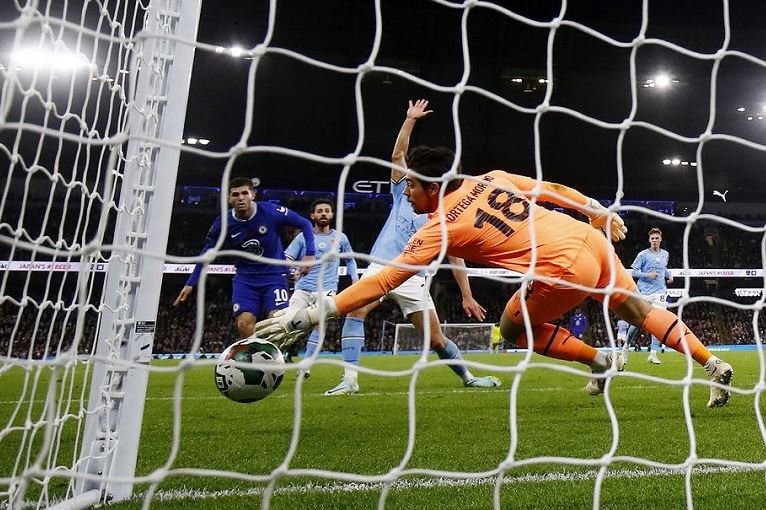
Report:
647,334,662,364
513,323,623,395
324,317,364,396
299,329,321,379
640,307,733,407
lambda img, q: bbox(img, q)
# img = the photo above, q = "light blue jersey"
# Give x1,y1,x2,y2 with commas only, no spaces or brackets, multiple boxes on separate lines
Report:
369,179,428,275
617,319,630,338
285,229,358,292
631,248,671,295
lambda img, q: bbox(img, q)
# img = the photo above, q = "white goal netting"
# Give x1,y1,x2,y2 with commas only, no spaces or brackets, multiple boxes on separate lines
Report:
1,1,765,509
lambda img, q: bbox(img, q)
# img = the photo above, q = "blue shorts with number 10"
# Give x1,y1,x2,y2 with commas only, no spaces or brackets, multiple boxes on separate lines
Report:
231,274,289,320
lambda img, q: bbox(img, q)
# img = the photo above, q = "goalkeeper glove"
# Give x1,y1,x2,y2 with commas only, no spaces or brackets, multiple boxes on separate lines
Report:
584,198,627,242
253,296,338,349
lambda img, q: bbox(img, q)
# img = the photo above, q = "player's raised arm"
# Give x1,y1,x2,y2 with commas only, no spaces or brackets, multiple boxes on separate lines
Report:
505,173,627,242
391,99,433,183
447,256,486,321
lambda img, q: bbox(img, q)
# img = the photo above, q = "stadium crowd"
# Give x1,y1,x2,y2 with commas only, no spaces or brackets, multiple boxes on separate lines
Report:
1,198,764,359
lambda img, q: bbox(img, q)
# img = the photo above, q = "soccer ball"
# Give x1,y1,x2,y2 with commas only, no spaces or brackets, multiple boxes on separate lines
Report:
214,337,285,403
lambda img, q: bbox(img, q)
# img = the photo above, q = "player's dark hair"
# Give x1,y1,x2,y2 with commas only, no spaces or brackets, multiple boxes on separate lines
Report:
648,227,662,237
310,198,334,213
406,145,463,193
228,177,254,191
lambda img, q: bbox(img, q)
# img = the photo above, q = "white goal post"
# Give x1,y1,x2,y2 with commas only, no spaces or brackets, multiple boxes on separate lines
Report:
0,1,201,508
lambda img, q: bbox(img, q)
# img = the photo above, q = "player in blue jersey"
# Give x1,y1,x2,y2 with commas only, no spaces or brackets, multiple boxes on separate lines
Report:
323,99,501,396
625,227,674,364
285,198,358,378
568,309,588,339
616,319,631,356
173,177,316,339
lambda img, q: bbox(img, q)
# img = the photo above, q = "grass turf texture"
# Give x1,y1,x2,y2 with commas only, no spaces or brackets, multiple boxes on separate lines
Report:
1,351,764,509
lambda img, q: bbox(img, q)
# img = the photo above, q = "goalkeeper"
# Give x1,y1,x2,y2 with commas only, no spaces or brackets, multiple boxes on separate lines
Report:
256,131,733,410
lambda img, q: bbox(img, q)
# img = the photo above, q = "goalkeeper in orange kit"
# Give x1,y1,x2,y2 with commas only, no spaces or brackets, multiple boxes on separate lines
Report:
256,107,733,408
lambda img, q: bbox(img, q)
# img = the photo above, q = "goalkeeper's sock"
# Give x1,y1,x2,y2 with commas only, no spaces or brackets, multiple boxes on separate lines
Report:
642,308,711,365
305,329,320,358
517,323,598,366
341,317,365,384
433,339,473,383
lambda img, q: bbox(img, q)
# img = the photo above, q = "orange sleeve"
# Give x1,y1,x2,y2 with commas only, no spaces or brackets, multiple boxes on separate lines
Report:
333,220,447,316
505,172,589,210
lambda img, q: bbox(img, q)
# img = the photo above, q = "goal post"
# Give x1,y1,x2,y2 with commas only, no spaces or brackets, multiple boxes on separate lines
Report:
0,1,202,508
393,323,493,354
73,2,202,507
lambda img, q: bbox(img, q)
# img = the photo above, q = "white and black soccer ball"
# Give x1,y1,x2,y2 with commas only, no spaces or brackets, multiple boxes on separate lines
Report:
214,337,285,403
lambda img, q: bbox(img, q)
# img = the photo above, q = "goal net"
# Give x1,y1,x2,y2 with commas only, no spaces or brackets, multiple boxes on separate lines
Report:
2,1,765,509
392,323,493,354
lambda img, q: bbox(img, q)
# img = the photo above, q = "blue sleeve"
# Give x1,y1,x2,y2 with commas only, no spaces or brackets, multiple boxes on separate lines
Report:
185,219,220,287
283,209,315,256
631,252,646,279
340,233,358,280
284,233,306,261
391,178,405,199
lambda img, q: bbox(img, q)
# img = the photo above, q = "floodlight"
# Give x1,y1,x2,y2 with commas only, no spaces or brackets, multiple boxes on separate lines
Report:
671,158,681,166
662,159,671,165
654,74,671,88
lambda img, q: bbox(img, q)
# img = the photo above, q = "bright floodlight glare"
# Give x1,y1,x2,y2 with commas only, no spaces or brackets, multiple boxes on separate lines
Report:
198,139,210,145
691,162,698,166
747,116,754,121
11,47,88,72
671,158,681,166
737,107,746,112
654,74,672,88
230,46,244,57
662,159,671,165
186,137,198,144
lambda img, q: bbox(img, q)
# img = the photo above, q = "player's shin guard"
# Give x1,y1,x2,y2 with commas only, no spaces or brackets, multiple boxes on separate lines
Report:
518,324,599,367
340,317,365,383
641,308,711,365
433,339,471,383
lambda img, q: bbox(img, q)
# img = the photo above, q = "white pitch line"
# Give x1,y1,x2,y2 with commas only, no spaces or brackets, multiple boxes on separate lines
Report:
142,464,763,503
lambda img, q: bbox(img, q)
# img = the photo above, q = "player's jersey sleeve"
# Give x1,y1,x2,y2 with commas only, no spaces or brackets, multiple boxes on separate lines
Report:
333,221,445,316
390,178,406,199
630,251,647,278
284,233,306,261
339,233,359,281
273,205,315,257
185,218,221,287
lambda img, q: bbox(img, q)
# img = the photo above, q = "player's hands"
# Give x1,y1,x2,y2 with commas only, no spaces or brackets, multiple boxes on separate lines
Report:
584,199,627,242
647,272,659,280
254,297,338,348
667,275,674,284
407,99,433,120
462,296,486,322
173,286,193,306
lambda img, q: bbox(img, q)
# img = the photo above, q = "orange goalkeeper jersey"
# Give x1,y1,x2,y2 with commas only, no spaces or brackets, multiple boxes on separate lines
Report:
334,170,596,315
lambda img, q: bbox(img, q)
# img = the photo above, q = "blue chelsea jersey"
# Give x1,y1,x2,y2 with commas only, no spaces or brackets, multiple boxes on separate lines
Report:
186,202,314,287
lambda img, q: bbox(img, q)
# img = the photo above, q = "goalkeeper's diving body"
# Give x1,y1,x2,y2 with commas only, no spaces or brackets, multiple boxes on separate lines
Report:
319,99,500,396
256,116,733,409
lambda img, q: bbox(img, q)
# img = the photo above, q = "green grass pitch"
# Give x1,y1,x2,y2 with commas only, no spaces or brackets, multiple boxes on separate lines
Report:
1,351,765,509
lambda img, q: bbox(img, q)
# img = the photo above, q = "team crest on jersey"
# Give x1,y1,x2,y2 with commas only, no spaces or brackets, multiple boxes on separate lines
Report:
318,241,327,250
242,239,264,256
233,303,240,313
258,225,268,235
